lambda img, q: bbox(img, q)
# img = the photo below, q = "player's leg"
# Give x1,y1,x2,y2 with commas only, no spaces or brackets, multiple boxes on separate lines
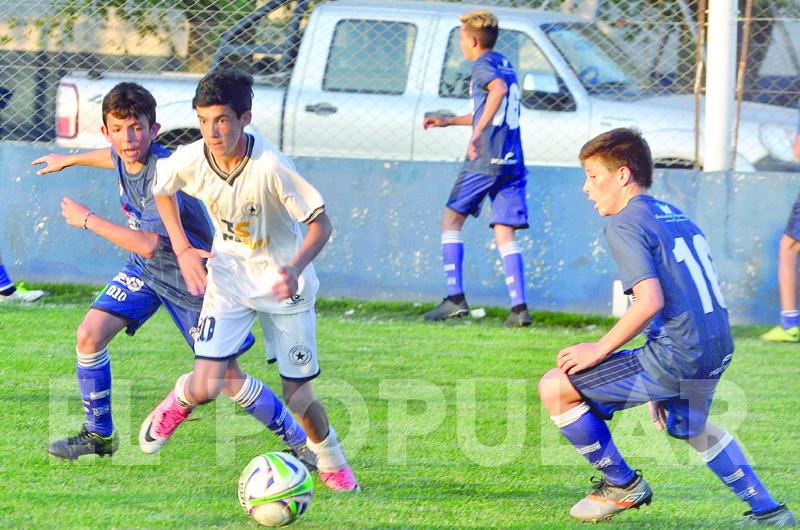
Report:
139,287,256,454
684,419,794,524
490,178,530,327
48,309,128,460
0,251,47,302
221,358,316,469
425,171,493,321
155,300,316,462
261,310,359,491
49,268,159,460
423,207,470,321
762,235,800,342
538,350,674,521
762,196,800,342
282,378,358,491
538,367,640,491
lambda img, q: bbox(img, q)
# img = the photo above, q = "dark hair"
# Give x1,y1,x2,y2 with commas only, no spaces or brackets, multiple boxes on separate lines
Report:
460,10,499,49
102,82,156,127
579,128,653,188
192,69,254,117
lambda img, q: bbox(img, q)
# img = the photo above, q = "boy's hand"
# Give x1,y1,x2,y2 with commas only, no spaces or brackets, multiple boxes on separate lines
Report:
175,247,213,296
468,129,482,160
32,153,70,175
272,265,299,301
423,116,448,129
60,196,92,228
648,401,667,432
556,342,607,375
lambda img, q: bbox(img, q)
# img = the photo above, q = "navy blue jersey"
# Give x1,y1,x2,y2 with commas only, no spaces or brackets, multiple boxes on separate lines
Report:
113,143,212,311
605,195,733,379
462,51,525,177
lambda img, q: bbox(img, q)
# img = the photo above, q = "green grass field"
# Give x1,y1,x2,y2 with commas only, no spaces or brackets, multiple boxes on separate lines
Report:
0,285,797,528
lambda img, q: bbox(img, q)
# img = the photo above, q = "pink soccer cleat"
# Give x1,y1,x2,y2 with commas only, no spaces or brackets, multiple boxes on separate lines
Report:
138,390,192,454
319,465,361,492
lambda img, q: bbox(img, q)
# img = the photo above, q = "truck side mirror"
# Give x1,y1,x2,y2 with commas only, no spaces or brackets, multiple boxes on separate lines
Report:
522,72,559,94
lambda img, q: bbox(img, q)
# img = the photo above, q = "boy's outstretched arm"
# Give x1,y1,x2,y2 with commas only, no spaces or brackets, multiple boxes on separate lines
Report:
153,193,211,296
557,277,664,375
60,196,159,258
423,113,473,129
272,211,332,301
32,148,114,175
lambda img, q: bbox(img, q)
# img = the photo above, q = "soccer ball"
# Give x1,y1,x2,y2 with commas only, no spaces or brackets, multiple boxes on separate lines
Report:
238,452,313,527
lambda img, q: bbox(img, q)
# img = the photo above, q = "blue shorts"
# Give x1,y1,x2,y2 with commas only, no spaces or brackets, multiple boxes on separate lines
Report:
784,192,800,241
446,171,528,229
92,263,255,355
568,348,719,439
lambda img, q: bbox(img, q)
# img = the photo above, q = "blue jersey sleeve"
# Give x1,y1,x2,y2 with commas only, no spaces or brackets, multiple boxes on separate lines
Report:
605,220,658,294
138,145,173,237
472,55,501,91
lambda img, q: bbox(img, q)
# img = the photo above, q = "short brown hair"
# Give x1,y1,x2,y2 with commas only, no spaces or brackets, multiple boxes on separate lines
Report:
579,128,653,188
102,82,156,127
460,9,499,49
193,69,253,118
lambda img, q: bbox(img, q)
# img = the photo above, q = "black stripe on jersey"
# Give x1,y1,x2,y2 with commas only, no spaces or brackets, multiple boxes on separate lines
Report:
203,133,254,186
302,205,326,224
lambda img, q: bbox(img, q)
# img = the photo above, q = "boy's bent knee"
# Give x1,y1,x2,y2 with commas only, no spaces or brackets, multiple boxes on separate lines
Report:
538,368,580,413
76,324,107,353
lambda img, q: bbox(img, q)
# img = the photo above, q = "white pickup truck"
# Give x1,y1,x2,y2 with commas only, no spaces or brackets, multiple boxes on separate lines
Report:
55,0,799,171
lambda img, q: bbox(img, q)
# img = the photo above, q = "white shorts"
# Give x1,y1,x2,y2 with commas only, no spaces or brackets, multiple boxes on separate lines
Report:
194,282,320,381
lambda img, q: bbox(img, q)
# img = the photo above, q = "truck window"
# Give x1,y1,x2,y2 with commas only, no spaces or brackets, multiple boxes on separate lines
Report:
323,19,417,95
440,28,559,105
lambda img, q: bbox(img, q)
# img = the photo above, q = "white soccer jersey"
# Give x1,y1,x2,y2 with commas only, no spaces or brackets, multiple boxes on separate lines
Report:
153,133,325,314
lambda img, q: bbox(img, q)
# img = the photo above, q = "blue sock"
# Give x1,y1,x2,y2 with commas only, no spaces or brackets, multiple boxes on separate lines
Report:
780,310,799,329
552,403,636,486
233,374,307,449
76,348,114,437
442,231,464,297
0,264,13,292
699,431,780,514
499,242,526,307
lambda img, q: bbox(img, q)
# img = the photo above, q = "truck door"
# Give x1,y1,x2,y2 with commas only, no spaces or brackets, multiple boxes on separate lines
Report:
413,20,589,166
285,12,431,160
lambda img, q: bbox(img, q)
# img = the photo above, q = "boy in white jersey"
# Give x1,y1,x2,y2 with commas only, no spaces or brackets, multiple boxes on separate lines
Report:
149,70,358,491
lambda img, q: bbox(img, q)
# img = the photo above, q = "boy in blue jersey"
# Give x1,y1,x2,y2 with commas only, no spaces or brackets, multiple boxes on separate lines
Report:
423,9,530,327
761,99,800,342
537,128,795,526
34,83,312,464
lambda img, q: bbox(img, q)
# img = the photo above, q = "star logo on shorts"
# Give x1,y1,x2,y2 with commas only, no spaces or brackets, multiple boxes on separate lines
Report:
288,345,313,366
242,200,261,217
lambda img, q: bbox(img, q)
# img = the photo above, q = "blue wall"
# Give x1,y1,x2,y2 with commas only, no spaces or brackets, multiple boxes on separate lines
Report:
1,142,797,324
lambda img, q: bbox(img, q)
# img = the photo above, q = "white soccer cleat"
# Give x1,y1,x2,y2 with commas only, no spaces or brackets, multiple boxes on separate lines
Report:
139,390,192,454
0,283,47,303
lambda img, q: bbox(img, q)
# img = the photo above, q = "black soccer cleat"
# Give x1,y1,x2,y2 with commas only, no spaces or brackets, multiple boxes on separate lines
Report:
290,444,318,472
505,308,532,328
48,424,118,460
423,297,470,321
738,504,797,527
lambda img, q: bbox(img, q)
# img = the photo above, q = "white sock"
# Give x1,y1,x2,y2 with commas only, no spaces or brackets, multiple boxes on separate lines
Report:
306,425,348,472
174,373,194,408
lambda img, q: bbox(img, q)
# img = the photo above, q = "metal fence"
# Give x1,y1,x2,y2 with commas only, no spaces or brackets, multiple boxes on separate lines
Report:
0,0,798,171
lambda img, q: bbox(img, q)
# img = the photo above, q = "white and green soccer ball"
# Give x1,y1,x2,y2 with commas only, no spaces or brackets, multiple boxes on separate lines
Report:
238,452,313,527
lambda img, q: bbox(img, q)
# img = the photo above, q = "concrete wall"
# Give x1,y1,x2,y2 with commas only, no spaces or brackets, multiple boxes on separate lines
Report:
1,142,797,324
